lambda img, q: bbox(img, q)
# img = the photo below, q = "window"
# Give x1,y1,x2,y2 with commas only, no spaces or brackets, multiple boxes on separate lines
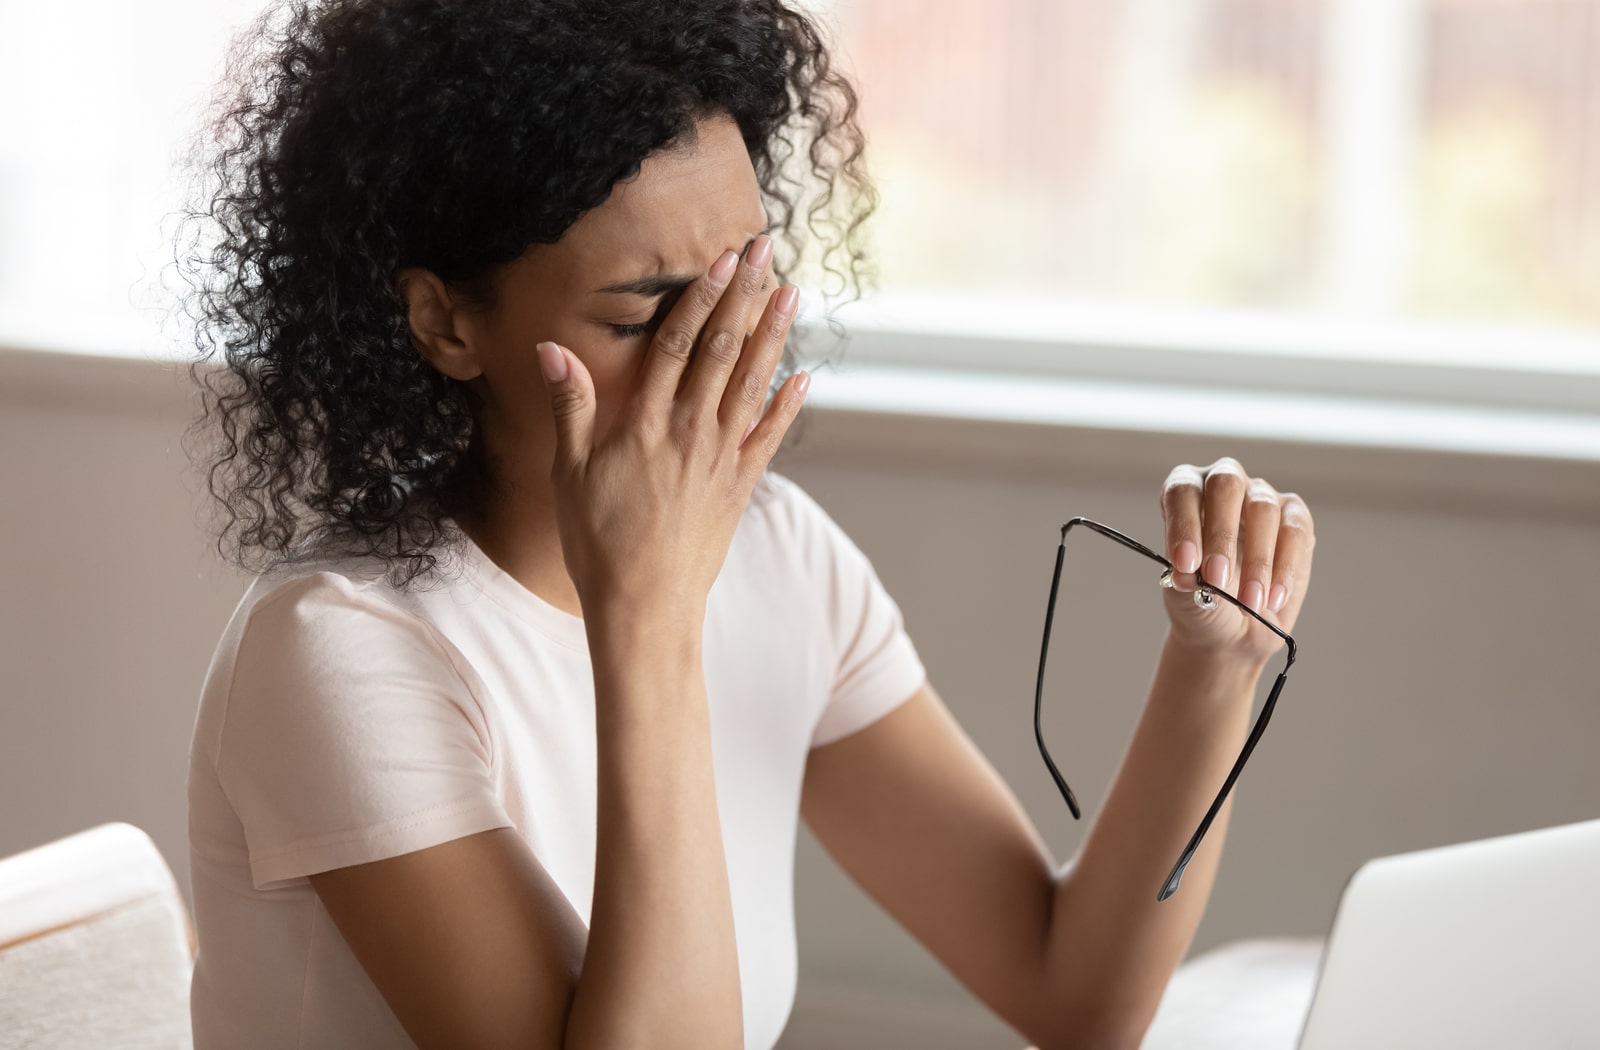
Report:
3,0,1596,432
0,0,265,355
823,0,1600,364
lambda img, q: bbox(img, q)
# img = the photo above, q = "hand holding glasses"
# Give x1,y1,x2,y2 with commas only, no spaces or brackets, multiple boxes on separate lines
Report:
1033,517,1299,902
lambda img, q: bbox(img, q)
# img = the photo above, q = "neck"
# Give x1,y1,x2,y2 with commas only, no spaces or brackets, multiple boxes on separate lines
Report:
448,436,582,619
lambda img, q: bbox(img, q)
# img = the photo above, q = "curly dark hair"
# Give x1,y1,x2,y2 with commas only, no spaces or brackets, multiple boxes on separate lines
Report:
179,0,876,584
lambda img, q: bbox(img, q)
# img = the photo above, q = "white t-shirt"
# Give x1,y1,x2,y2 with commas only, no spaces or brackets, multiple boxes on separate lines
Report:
186,470,928,1050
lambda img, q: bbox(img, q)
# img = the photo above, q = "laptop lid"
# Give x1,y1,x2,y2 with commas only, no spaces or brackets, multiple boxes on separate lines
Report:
1298,817,1600,1049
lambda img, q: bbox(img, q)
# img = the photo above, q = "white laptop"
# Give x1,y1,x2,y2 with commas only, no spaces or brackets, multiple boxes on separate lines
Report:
1296,816,1600,1048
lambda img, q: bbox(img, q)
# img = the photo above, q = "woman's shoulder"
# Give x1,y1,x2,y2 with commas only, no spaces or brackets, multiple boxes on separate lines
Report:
747,468,871,563
250,522,477,612
193,549,487,777
232,545,470,657
747,468,831,540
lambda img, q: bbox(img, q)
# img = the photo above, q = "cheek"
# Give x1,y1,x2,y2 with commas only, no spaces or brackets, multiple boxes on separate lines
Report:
580,340,652,437
580,341,645,404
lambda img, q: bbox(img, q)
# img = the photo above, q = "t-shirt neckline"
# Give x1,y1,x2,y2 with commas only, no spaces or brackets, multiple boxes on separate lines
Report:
446,518,590,652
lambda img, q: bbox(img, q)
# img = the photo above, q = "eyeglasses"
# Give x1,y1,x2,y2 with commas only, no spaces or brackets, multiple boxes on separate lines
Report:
1033,518,1298,902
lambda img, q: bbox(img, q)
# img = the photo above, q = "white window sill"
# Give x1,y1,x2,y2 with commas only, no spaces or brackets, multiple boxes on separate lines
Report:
802,363,1600,464
4,309,1598,518
779,362,1600,520
775,296,1600,518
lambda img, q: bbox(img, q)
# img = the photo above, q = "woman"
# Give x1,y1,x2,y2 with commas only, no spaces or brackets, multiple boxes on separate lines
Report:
182,1,1316,1048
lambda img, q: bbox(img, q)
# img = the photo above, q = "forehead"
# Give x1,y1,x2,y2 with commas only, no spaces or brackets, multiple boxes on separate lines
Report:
553,115,767,284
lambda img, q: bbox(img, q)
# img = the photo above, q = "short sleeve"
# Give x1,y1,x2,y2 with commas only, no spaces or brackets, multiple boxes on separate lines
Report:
765,474,929,747
215,572,513,890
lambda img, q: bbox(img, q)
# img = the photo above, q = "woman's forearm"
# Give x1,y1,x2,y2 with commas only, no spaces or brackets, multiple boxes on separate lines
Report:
563,602,743,1050
1039,635,1263,1049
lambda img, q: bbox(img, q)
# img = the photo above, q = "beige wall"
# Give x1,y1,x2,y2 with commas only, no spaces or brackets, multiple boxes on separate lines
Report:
774,398,1600,1045
3,348,1596,1048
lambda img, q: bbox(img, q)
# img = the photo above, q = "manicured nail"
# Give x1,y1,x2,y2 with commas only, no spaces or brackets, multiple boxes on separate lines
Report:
1240,580,1264,612
536,341,567,383
775,285,799,317
709,250,739,285
747,234,774,271
795,371,811,396
1174,541,1199,574
1203,554,1230,588
1269,583,1289,612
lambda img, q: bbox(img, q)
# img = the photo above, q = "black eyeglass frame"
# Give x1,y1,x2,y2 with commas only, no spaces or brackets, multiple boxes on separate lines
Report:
1033,517,1298,902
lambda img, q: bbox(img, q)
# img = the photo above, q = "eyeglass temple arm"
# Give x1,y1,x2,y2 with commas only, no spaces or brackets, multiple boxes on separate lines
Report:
1156,666,1291,902
1064,517,1171,565
1034,535,1080,818
1036,520,1176,821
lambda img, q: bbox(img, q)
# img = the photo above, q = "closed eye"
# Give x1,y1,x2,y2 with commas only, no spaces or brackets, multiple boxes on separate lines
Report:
607,320,656,339
603,283,687,341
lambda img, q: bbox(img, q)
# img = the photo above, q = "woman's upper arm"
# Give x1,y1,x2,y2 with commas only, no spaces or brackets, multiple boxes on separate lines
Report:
308,827,588,1050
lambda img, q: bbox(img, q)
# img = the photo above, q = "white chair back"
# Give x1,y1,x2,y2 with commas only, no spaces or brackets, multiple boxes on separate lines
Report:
0,823,194,1049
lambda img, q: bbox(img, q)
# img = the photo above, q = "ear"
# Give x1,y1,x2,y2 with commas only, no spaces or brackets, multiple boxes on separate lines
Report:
399,268,483,381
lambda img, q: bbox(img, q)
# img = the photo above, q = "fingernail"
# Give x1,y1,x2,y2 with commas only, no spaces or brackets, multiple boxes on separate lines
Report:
1174,541,1199,574
1269,583,1288,612
709,250,739,285
1240,580,1264,612
743,417,757,442
795,370,811,396
1203,554,1230,588
775,285,799,317
536,341,567,383
747,234,774,270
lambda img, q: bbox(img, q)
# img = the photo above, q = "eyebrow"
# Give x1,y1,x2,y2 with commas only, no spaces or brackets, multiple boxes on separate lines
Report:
596,234,761,298
598,273,698,297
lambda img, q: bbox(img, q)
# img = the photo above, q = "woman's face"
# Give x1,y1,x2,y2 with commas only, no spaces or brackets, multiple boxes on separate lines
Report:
407,113,774,486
